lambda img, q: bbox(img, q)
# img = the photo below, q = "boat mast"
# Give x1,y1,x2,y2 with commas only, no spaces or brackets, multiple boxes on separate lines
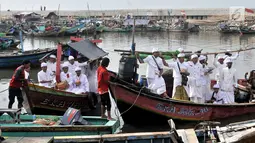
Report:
58,4,60,19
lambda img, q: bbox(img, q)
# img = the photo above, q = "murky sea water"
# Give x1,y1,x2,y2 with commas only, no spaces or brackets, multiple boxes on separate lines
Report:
0,32,255,132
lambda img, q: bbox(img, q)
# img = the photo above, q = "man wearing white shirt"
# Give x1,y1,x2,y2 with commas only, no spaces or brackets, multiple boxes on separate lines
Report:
211,84,224,104
47,55,57,73
163,53,189,99
199,55,213,102
71,67,90,94
38,63,55,87
136,48,169,98
67,56,88,76
186,54,204,103
219,58,237,104
60,62,73,92
213,54,225,83
223,51,239,65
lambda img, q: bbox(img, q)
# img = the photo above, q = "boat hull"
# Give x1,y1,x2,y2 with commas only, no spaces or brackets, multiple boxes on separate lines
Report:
0,49,54,68
24,84,100,115
109,78,255,123
0,115,120,137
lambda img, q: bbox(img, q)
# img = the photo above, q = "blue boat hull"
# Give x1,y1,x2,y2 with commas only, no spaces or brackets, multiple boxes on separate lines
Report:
65,23,85,34
0,50,54,68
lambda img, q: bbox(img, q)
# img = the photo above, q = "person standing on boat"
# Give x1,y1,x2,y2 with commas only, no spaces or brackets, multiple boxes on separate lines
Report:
97,57,113,120
71,67,90,94
219,58,237,104
60,62,73,92
162,53,189,100
136,48,169,98
38,63,55,87
86,59,101,94
199,55,213,102
67,56,88,77
186,54,204,103
223,51,240,65
8,60,31,109
211,84,224,104
47,55,57,73
213,54,225,83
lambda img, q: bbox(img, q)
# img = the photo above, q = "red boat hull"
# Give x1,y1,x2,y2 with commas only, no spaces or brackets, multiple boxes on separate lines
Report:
109,79,255,121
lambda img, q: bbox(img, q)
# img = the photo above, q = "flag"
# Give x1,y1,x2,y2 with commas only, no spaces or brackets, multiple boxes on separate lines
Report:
245,8,254,13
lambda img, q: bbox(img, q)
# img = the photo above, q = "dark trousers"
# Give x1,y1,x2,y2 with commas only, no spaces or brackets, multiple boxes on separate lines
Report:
8,87,23,109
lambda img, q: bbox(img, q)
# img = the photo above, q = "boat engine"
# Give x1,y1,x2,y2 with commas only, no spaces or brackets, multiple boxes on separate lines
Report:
118,55,137,82
60,107,91,125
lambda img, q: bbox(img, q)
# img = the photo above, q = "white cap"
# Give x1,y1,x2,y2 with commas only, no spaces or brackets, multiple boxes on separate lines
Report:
224,58,232,63
50,55,56,59
213,84,220,89
217,56,224,60
191,54,198,59
178,48,184,53
41,62,47,67
152,48,159,53
177,53,185,58
62,62,69,68
75,67,81,71
68,56,74,61
199,55,206,61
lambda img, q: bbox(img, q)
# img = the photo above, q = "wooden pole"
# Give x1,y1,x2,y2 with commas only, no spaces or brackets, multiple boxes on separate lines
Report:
56,44,62,83
58,4,60,19
114,49,192,54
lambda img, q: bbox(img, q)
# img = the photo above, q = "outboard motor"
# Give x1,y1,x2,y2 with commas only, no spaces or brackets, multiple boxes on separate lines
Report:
60,107,91,125
118,55,137,82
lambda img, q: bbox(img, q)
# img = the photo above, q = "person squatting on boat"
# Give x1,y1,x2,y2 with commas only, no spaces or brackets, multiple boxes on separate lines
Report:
37,63,55,88
8,60,31,109
210,84,224,104
59,62,74,92
162,53,189,100
71,67,90,94
97,57,113,120
135,48,170,99
219,58,237,104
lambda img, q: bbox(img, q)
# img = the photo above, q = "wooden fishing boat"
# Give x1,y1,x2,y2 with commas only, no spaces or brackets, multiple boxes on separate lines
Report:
31,30,60,37
65,23,86,35
0,114,120,137
24,83,99,115
0,48,55,68
109,72,255,124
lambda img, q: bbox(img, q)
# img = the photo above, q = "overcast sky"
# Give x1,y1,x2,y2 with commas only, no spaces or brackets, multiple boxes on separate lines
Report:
0,0,254,11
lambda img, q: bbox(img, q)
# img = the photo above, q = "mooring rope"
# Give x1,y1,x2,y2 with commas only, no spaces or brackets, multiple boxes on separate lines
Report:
0,88,8,93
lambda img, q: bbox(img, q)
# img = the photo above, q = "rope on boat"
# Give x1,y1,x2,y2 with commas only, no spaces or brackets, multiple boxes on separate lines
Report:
0,88,8,93
112,82,145,116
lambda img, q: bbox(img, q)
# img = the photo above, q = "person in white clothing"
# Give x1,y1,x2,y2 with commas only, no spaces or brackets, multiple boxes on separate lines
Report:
67,56,88,77
136,48,169,98
186,54,204,103
223,51,240,65
163,53,189,99
47,55,57,73
60,62,73,92
71,67,90,94
199,55,213,102
219,58,237,104
38,63,55,87
86,59,100,93
213,54,225,83
211,84,224,104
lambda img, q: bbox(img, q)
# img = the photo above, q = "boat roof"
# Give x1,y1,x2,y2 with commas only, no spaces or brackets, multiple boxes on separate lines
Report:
67,39,108,61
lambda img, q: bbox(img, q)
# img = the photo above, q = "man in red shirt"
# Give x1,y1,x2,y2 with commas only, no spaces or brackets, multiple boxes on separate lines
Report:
9,60,31,109
97,58,113,120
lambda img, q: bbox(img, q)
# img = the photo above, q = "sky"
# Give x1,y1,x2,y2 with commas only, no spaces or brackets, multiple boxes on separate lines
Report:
0,0,254,11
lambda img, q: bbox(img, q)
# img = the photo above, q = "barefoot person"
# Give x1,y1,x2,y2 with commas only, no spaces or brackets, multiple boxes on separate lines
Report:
97,57,113,120
8,60,31,109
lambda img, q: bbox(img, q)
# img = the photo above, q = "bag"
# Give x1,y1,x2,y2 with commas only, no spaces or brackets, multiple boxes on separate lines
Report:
151,56,162,71
177,62,188,86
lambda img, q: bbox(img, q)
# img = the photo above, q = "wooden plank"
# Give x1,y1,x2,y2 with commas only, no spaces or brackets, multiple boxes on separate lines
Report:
184,129,199,143
216,126,225,142
3,137,53,143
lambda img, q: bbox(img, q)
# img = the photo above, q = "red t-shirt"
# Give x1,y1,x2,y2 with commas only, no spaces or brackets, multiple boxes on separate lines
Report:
9,65,26,88
97,66,109,94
